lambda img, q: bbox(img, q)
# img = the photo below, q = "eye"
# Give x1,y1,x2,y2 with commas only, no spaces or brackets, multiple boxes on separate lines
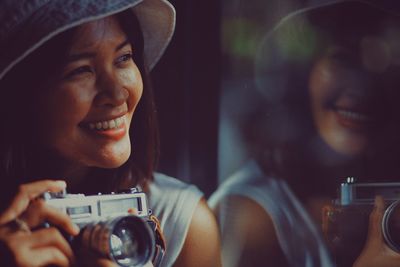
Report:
65,66,93,79
115,53,133,65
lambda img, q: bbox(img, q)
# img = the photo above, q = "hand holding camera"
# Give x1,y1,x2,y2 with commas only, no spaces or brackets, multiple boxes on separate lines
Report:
353,196,400,267
0,180,79,267
324,179,400,267
43,187,162,267
0,180,163,267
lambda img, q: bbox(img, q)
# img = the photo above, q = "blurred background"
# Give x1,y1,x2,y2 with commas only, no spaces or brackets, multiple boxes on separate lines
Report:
151,0,400,197
152,0,309,197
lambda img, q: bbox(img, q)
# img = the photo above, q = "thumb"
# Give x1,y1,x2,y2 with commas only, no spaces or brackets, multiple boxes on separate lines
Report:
365,196,385,249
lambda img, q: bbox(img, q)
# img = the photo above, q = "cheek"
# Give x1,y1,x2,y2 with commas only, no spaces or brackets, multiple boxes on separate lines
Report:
309,69,337,109
37,85,94,138
310,59,350,108
309,80,329,127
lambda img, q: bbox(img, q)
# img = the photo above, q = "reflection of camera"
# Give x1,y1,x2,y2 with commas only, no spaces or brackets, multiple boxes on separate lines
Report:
43,188,163,267
323,178,400,267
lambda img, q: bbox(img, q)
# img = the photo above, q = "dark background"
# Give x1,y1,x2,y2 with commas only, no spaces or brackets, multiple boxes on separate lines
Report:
151,0,311,197
150,0,310,197
151,0,221,197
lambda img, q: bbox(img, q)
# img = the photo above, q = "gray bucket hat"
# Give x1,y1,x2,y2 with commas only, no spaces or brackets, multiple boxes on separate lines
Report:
255,0,400,102
0,0,176,80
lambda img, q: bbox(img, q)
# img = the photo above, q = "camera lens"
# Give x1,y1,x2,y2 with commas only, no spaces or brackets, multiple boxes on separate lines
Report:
382,200,400,252
110,216,155,266
78,215,155,266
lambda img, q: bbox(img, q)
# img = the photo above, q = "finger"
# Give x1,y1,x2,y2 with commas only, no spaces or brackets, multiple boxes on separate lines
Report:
0,180,66,224
127,208,138,215
30,227,75,264
29,247,70,267
22,199,79,236
142,261,155,267
3,218,31,234
366,195,385,247
95,259,120,267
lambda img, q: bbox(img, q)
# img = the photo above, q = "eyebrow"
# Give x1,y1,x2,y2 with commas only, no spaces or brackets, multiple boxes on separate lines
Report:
67,39,131,63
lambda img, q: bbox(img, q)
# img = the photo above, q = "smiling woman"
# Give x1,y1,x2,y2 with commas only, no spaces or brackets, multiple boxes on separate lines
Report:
1,8,150,194
34,16,143,172
0,1,220,267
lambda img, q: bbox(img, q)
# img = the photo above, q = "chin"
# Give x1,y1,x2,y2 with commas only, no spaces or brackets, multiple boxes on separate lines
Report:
91,148,131,169
98,155,130,169
92,140,132,168
97,160,127,169
319,124,369,157
322,135,368,157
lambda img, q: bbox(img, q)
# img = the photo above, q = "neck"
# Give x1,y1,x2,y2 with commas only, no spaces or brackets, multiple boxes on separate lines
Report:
60,164,92,191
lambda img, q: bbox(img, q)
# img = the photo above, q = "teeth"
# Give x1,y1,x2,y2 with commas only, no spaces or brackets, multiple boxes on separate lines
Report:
116,118,122,127
88,116,124,131
337,109,370,122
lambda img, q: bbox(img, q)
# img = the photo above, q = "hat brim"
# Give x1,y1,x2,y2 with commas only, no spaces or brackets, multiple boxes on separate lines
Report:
272,0,397,34
0,0,175,80
133,0,175,70
256,0,400,71
254,0,400,101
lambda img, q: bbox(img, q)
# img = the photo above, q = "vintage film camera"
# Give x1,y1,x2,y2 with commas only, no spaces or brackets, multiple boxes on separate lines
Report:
43,188,165,267
323,178,400,266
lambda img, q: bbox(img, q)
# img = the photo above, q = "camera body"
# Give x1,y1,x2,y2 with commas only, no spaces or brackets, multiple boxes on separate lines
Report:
323,179,400,266
43,188,151,226
43,188,160,267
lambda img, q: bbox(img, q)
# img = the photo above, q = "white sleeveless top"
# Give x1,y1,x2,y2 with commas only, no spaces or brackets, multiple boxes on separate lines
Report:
208,160,333,267
148,173,203,267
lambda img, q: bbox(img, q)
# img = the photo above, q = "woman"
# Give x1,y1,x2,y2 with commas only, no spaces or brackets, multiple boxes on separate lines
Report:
0,0,221,266
210,1,400,266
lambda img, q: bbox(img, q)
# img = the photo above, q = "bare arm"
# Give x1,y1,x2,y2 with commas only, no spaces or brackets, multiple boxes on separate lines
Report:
173,198,222,267
213,195,289,267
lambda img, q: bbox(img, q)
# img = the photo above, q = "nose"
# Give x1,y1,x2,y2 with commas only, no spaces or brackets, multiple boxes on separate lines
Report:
94,71,129,107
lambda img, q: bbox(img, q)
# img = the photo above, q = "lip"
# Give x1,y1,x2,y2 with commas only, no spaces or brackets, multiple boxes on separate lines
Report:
80,113,128,141
333,106,372,130
326,91,378,130
88,123,127,141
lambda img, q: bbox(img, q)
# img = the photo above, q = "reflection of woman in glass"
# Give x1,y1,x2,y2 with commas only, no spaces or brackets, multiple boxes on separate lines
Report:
0,1,221,266
210,1,400,266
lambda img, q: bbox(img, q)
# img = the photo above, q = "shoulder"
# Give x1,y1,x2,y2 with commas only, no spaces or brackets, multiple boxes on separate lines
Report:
209,161,282,213
151,172,202,194
149,173,216,266
213,195,289,267
173,198,222,267
149,173,203,213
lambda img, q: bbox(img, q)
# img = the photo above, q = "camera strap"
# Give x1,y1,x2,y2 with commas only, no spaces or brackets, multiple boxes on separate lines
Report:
149,215,166,267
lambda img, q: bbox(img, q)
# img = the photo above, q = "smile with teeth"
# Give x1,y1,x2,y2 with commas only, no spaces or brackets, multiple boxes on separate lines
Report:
336,109,371,122
88,116,125,131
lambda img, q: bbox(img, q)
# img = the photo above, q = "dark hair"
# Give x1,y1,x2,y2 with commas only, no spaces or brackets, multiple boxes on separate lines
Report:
0,9,159,201
247,2,400,198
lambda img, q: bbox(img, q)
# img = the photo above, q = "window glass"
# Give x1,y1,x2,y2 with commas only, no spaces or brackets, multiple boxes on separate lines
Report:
212,1,400,266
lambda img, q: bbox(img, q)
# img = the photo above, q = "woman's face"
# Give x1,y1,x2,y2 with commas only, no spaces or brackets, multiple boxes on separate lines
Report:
308,45,395,157
34,16,143,170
